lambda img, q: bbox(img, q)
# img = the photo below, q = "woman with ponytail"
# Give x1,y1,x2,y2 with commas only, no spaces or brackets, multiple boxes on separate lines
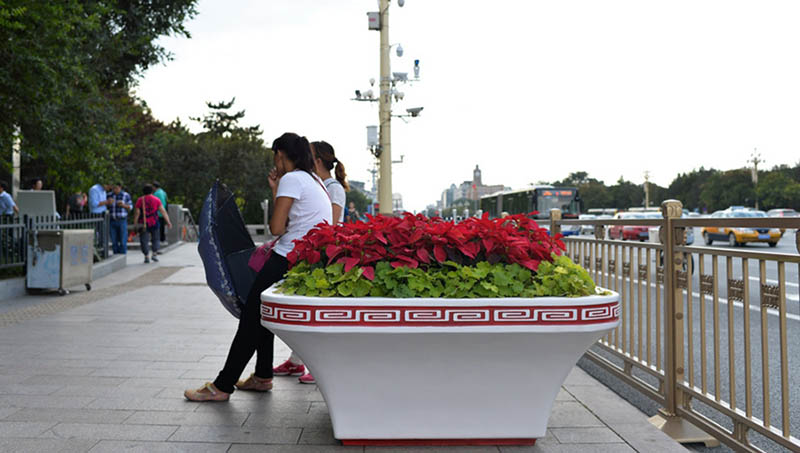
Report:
185,132,332,401
271,140,349,385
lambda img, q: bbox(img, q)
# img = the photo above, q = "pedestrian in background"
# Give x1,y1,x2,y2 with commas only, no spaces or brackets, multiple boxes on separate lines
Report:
153,181,168,245
29,177,43,190
108,182,132,255
88,183,112,215
133,184,172,263
0,181,18,217
65,192,87,218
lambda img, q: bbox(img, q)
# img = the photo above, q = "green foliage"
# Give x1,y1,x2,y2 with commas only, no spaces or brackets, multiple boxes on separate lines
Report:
0,0,198,207
530,254,597,297
278,255,597,299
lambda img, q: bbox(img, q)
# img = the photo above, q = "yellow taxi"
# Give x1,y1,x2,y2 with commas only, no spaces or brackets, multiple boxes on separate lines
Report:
702,210,782,247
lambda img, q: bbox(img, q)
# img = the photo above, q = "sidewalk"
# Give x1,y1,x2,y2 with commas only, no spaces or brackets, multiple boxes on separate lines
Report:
0,243,690,452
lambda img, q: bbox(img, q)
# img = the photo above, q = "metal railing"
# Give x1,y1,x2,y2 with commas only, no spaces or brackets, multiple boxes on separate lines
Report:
0,216,26,270
552,202,800,453
27,212,110,260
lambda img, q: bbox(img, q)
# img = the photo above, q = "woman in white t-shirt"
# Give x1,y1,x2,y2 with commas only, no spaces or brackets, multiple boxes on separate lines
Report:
185,133,332,402
272,140,350,385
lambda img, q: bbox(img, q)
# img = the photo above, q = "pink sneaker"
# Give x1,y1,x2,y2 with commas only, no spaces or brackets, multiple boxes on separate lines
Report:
298,373,316,384
273,359,305,376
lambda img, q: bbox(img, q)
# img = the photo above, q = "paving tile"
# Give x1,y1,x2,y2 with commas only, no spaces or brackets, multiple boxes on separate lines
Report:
193,398,310,414
0,437,98,453
168,425,301,444
244,410,332,429
0,421,58,436
554,389,574,402
87,397,200,412
22,375,127,387
4,408,134,424
229,445,363,453
88,440,230,452
124,410,249,426
0,406,21,419
563,386,650,425
49,422,179,441
1,384,64,395
611,424,691,453
546,402,604,428
55,384,164,398
0,394,95,409
299,427,339,445
562,368,598,387
549,427,623,444
90,368,186,378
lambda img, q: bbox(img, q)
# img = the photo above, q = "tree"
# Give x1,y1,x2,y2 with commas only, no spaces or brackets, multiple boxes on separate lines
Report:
757,172,800,210
1,0,198,200
346,190,371,215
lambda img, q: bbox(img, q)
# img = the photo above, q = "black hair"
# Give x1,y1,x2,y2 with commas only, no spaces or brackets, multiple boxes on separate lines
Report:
272,132,314,175
115,182,123,188
311,141,349,191
29,177,43,189
142,184,154,195
153,181,161,188
0,180,8,191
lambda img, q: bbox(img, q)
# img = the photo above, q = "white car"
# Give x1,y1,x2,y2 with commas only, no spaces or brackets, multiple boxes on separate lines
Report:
578,214,596,235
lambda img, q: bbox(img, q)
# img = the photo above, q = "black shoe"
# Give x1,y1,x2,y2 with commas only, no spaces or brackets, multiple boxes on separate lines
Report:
144,256,150,264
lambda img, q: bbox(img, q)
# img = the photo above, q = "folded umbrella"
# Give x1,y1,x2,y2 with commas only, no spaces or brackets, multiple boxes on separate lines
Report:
198,180,257,318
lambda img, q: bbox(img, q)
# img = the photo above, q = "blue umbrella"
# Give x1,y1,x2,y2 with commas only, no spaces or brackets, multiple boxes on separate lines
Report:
198,180,257,318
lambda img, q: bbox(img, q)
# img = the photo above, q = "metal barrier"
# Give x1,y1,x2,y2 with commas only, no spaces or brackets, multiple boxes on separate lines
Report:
552,202,800,452
27,212,110,260
0,216,26,270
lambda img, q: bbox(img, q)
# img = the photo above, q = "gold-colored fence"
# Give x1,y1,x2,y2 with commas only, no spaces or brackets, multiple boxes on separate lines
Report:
552,202,800,453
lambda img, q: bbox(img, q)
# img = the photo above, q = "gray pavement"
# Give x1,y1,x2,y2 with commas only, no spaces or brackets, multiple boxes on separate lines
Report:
0,243,690,452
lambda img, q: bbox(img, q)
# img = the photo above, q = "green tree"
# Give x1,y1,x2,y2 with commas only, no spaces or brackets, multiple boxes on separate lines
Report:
346,189,370,215
757,172,800,210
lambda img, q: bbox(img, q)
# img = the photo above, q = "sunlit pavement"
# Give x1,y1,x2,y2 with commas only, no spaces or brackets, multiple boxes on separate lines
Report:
0,243,689,452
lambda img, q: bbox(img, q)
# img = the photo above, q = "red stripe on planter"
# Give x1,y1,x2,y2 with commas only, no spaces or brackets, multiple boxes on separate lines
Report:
261,301,620,327
341,438,537,446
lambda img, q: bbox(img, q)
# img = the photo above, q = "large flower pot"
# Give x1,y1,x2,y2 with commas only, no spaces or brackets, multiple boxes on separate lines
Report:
261,286,619,446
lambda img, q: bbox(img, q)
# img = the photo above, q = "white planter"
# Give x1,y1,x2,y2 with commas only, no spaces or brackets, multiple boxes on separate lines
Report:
261,287,619,445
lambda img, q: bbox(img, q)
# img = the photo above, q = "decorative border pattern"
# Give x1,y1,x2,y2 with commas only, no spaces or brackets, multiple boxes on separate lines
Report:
261,301,620,327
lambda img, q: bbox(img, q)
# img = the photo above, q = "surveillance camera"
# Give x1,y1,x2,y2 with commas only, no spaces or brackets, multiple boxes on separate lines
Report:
396,44,403,58
392,72,408,82
398,0,405,6
365,89,374,99
406,107,423,117
355,90,362,98
369,78,375,86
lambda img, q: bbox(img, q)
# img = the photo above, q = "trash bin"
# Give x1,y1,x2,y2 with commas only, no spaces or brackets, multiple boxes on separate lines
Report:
27,230,93,296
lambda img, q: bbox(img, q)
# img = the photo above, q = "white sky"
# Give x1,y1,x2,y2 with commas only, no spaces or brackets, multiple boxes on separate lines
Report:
137,0,800,212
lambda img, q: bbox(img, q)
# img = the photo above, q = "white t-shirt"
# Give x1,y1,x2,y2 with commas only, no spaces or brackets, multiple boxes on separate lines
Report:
273,170,333,257
324,178,346,224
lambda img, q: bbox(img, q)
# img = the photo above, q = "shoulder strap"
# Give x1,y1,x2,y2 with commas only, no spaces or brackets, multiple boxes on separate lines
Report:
312,174,331,202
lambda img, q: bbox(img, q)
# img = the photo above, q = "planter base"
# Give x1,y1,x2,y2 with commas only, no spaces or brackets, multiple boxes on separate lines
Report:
342,438,536,446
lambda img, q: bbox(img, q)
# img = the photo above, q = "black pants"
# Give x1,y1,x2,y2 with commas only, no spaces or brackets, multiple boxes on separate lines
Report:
159,217,166,243
214,253,288,393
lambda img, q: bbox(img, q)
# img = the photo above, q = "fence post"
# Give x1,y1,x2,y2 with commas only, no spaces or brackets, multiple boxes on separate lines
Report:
549,209,562,236
649,199,718,446
103,212,110,259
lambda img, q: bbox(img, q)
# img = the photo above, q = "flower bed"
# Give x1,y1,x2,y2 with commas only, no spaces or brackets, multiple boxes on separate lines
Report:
279,213,599,299
262,213,619,445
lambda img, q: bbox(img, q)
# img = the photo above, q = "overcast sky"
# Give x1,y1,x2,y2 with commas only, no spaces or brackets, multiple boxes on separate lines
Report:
137,0,800,212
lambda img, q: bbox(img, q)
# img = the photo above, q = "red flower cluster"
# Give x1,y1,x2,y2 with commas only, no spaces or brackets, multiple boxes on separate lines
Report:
286,212,565,280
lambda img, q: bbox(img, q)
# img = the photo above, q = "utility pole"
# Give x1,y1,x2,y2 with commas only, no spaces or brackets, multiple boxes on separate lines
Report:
377,0,392,215
643,171,650,209
11,126,21,198
749,148,763,210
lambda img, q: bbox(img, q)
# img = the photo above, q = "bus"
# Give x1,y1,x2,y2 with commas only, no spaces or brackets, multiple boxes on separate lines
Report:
480,186,581,221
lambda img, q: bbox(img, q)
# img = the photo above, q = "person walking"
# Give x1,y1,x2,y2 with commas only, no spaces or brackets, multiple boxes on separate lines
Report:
133,184,171,263
272,140,348,385
184,132,332,402
153,182,168,245
108,183,132,255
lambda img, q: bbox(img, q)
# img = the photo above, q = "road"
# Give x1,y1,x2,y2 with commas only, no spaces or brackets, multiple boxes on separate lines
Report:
573,229,799,453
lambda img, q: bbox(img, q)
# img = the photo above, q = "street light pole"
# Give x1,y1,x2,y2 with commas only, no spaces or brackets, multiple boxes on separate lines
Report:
378,0,392,215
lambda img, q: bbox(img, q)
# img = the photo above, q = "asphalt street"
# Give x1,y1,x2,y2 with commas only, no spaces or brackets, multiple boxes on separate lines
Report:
571,229,799,453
